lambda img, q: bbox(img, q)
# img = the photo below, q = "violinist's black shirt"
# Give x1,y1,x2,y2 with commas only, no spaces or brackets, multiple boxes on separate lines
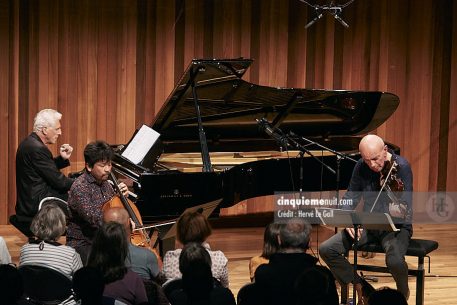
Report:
342,151,413,232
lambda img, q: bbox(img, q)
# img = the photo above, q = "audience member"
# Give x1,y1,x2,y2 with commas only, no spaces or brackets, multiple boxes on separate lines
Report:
19,202,83,278
73,266,105,305
161,211,229,287
294,266,339,305
0,264,24,305
103,207,167,305
103,207,160,280
249,222,281,281
253,218,338,305
168,243,235,305
368,287,408,305
73,266,122,305
0,236,12,264
87,222,148,305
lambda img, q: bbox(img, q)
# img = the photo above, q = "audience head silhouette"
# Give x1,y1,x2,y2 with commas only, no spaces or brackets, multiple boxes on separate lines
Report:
177,210,212,244
368,287,408,305
30,202,66,241
294,266,339,305
261,222,282,259
87,221,129,283
278,218,311,251
73,266,105,304
103,207,131,235
179,242,214,300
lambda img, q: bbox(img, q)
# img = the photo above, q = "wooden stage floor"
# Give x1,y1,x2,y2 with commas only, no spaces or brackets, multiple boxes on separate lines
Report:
1,223,456,304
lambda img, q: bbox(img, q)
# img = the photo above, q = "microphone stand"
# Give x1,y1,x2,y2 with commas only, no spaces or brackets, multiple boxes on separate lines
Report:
289,132,358,233
289,131,365,301
285,135,336,213
285,133,336,176
283,134,336,198
289,132,358,164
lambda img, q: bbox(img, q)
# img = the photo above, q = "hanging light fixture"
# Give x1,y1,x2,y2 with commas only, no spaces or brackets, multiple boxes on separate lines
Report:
299,0,355,29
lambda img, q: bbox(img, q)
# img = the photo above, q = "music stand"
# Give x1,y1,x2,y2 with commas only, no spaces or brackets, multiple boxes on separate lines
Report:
317,208,399,303
149,199,222,256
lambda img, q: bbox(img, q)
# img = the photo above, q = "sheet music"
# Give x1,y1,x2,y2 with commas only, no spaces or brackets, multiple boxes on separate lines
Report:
316,208,399,232
121,124,160,164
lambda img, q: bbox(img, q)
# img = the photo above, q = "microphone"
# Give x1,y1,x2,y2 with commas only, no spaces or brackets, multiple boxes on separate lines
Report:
305,12,323,29
334,13,349,28
256,118,288,148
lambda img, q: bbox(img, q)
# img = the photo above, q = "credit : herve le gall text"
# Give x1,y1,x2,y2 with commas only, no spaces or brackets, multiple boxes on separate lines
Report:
277,208,336,218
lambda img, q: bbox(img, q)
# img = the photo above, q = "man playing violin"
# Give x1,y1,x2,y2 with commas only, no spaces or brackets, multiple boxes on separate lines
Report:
320,134,413,304
66,140,129,264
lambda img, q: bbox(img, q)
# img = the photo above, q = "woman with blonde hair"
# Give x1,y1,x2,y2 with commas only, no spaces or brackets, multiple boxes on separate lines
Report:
249,222,282,281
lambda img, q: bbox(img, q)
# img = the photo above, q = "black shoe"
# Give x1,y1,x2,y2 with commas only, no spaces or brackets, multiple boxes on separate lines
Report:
359,273,376,300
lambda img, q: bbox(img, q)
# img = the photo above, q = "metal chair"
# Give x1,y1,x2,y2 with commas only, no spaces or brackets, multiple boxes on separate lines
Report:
38,197,70,217
341,238,439,305
9,197,69,238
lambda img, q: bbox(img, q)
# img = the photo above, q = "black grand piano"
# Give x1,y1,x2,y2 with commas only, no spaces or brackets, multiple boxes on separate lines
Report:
113,58,399,222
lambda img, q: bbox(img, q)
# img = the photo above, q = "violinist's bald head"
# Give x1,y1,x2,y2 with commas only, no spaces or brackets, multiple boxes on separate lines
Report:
359,134,389,172
359,135,384,154
103,207,130,232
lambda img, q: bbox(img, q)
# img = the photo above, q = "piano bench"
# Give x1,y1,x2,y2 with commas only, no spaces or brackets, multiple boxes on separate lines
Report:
341,238,438,305
9,214,33,237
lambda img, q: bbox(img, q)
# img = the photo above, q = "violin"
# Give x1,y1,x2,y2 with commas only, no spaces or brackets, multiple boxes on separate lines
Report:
103,172,162,267
373,160,409,220
380,160,404,192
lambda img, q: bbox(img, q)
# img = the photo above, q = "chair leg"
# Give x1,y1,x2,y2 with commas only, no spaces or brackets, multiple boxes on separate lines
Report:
416,256,425,305
341,283,349,305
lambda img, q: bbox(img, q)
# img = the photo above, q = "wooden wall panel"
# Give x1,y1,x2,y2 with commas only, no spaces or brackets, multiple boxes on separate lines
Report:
447,1,457,192
8,0,19,223
138,0,157,125
0,0,11,223
154,0,175,115
286,0,307,87
0,0,456,222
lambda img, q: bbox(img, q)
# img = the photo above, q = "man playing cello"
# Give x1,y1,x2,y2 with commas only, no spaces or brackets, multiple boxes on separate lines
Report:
66,140,129,263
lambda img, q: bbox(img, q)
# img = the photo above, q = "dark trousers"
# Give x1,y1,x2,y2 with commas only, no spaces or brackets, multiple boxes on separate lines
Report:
319,228,411,297
9,215,33,237
74,244,91,266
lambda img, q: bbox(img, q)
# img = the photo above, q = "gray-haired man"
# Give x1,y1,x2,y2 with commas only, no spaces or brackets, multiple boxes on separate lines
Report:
13,109,74,236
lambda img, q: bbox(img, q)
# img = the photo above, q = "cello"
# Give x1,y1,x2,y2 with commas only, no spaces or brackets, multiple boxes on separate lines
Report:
103,171,162,266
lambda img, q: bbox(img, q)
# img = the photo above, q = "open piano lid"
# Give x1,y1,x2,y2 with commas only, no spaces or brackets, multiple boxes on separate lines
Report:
152,58,399,148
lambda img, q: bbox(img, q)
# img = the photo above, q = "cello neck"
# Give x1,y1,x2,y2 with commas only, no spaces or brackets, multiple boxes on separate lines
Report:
109,171,142,227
